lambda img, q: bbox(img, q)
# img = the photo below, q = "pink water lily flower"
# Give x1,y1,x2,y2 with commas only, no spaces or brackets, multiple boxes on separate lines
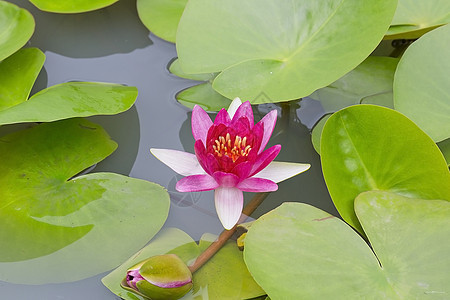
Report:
151,98,310,229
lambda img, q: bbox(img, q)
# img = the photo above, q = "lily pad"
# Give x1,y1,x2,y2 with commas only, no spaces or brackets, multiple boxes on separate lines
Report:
137,0,187,43
29,0,119,13
0,47,45,111
176,83,232,111
309,56,398,113
385,0,450,39
0,118,170,283
0,81,138,126
0,1,35,61
244,193,450,299
394,24,450,142
311,114,331,155
320,105,450,232
169,58,216,82
102,228,265,300
176,0,397,102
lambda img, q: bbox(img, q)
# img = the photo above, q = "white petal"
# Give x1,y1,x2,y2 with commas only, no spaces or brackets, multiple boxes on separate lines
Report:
150,148,206,176
253,161,311,183
214,187,243,230
227,97,242,119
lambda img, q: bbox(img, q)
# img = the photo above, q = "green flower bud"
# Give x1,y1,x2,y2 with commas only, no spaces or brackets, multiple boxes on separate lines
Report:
121,254,193,300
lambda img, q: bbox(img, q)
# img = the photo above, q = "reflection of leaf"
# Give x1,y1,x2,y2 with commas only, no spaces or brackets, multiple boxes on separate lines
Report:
309,56,398,113
137,0,187,43
0,48,45,111
29,0,119,13
385,0,450,39
394,24,450,142
0,82,138,126
0,1,34,61
437,138,450,166
321,105,450,233
244,193,450,299
177,0,397,102
0,119,170,284
102,228,264,300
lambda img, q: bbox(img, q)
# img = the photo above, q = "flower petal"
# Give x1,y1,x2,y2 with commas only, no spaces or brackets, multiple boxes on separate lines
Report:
150,148,205,176
214,108,231,125
212,171,240,187
252,161,311,183
250,144,281,176
176,174,218,192
237,177,278,192
231,101,253,126
214,187,243,230
256,110,277,153
192,105,212,145
227,97,242,119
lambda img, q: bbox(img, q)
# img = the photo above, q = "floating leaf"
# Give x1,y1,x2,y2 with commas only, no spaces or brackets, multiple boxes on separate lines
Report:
102,228,264,300
320,105,450,232
385,0,450,39
0,82,138,126
394,24,450,142
137,0,187,43
0,1,35,61
176,83,232,111
169,58,216,82
176,0,397,102
29,0,119,13
311,114,331,155
309,56,398,113
0,47,45,111
244,193,450,299
0,119,170,283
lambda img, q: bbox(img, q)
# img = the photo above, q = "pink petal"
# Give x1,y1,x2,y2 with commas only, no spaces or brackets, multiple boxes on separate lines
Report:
237,177,278,192
212,171,239,187
252,161,311,183
250,144,281,176
150,148,205,176
176,174,219,192
192,105,212,145
231,101,253,127
231,161,253,179
194,140,218,175
227,97,242,119
256,110,277,153
214,108,231,125
214,187,243,230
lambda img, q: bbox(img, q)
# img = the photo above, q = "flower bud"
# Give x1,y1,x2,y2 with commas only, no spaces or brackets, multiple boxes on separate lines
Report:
121,254,193,300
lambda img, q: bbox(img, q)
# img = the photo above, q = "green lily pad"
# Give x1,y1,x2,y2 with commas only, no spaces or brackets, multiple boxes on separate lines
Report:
311,114,331,155
102,228,265,300
0,81,138,126
176,83,232,111
137,0,187,43
244,193,450,299
309,56,398,113
176,0,397,102
169,58,216,82
0,47,45,111
0,118,170,284
0,1,35,61
394,24,450,142
320,105,450,232
29,0,119,13
385,0,450,39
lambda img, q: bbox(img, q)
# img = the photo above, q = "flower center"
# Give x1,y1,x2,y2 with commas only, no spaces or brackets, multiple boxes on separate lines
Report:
212,133,252,162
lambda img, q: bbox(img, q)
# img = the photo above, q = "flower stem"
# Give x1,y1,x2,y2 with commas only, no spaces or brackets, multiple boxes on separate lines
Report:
188,192,269,273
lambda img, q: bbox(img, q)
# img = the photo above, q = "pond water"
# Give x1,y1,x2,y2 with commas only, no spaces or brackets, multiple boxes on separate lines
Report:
1,0,338,298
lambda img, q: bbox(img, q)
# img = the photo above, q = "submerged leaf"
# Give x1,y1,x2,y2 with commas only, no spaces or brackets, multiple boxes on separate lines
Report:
0,119,170,284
